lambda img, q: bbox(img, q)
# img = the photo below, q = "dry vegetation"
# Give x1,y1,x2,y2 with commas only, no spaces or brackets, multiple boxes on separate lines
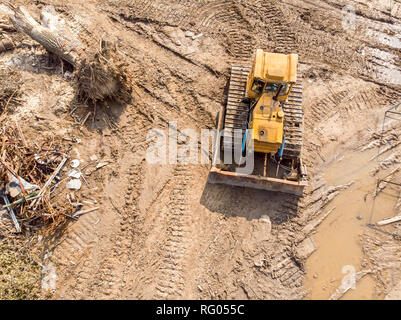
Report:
0,243,41,299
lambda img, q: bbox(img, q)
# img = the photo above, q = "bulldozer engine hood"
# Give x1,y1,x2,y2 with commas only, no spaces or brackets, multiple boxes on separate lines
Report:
253,49,298,83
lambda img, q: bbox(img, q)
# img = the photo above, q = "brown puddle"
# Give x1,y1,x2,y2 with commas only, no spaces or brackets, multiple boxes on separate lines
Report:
304,148,399,300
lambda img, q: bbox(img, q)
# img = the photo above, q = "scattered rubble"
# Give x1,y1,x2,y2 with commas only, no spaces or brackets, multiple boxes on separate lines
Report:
70,159,80,169
95,161,109,170
66,178,81,191
192,33,203,40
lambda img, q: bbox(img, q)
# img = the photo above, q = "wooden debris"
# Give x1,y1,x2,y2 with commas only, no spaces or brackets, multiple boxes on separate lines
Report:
31,156,68,208
80,112,92,127
9,6,79,66
192,33,203,40
72,206,99,217
377,215,401,226
15,120,27,148
0,23,16,32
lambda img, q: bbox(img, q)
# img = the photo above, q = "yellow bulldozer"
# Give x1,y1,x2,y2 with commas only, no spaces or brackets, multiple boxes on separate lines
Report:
209,49,307,196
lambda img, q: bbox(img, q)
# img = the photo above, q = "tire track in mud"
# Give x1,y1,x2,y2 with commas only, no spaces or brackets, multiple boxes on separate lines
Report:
51,104,154,299
49,210,100,298
64,161,145,299
268,249,304,289
70,160,145,299
123,0,205,27
116,0,257,64
195,0,255,64
47,0,401,300
54,91,200,298
226,5,308,290
279,0,401,87
81,102,159,298
251,0,298,54
244,176,339,298
304,84,399,133
98,161,145,299
148,0,308,297
155,163,193,299
301,83,399,172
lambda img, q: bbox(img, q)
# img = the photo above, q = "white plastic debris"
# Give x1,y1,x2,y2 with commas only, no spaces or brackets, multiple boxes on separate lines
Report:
68,169,81,179
66,179,82,190
96,162,109,169
7,175,39,198
90,155,98,161
71,159,80,168
34,154,46,165
185,31,195,38
192,33,203,40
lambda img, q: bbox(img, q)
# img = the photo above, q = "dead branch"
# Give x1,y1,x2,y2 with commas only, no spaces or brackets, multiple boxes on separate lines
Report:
9,6,79,66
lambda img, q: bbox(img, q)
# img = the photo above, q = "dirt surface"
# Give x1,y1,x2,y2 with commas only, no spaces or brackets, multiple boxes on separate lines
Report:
0,0,400,300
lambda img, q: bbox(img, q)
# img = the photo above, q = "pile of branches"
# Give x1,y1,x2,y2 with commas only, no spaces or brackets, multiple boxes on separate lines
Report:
0,122,73,236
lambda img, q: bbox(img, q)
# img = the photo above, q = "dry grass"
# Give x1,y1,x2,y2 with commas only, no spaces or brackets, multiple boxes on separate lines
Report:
0,242,42,300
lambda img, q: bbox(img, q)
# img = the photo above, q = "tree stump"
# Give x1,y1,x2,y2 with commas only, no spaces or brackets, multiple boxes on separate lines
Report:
8,4,130,102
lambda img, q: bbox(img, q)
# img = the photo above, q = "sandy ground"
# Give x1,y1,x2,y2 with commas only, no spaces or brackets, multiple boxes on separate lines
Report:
0,0,400,299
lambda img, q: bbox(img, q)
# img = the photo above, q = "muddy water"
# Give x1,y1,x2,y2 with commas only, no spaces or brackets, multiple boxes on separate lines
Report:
304,148,398,300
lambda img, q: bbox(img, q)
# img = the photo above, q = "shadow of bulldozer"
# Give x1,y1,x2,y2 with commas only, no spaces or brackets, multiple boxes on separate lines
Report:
200,179,301,224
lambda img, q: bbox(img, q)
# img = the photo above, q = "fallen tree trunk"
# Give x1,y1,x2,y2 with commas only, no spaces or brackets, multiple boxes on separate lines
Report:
8,4,130,102
9,6,79,66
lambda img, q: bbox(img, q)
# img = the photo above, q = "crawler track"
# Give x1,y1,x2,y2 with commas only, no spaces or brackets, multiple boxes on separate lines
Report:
282,80,304,159
155,164,192,299
223,64,250,150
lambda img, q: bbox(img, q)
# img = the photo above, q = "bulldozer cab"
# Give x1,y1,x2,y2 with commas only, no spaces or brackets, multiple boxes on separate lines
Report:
246,49,298,102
